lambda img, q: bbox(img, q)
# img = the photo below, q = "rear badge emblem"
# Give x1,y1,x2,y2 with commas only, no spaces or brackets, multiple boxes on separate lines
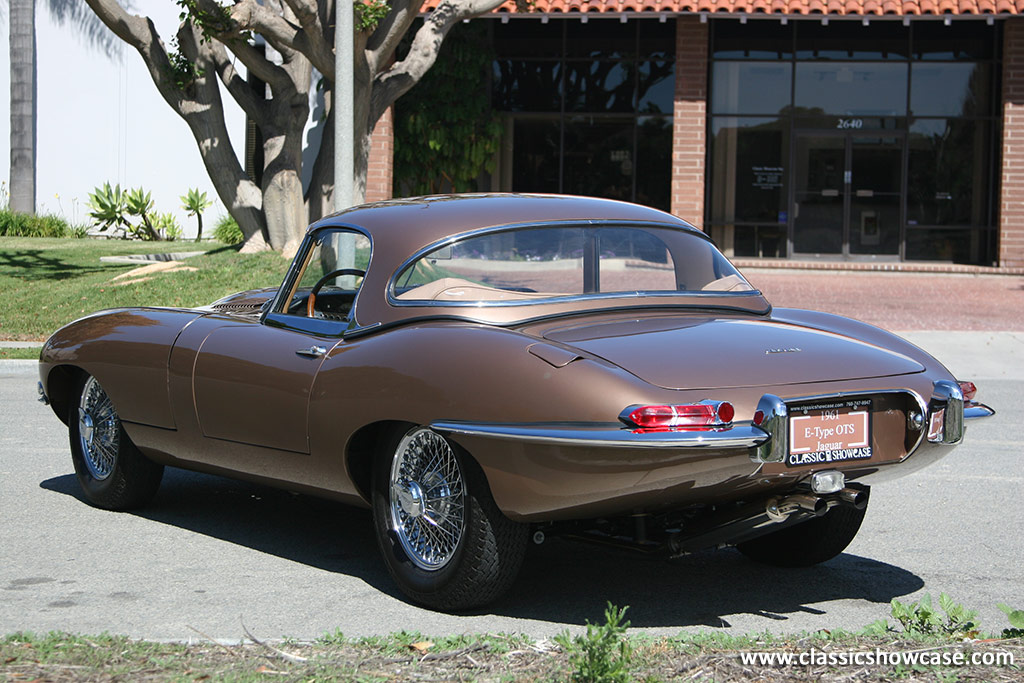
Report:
766,347,802,354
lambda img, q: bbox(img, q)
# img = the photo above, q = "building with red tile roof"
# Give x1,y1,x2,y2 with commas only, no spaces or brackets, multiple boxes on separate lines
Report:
364,2,1024,268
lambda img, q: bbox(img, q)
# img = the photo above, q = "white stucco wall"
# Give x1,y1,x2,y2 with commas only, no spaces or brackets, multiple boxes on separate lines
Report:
1,4,246,238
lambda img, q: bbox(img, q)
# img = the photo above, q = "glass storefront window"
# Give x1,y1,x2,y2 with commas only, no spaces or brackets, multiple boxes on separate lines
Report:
636,116,672,211
566,21,637,59
906,227,988,264
794,63,908,116
711,62,791,115
795,21,909,60
492,60,562,112
712,20,793,60
512,119,560,194
492,21,563,58
637,61,675,114
913,21,995,61
907,119,992,227
910,63,991,117
565,61,635,113
493,20,673,212
562,117,636,203
709,117,789,225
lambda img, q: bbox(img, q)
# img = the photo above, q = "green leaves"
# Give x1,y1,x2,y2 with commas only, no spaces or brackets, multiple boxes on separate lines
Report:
394,23,503,196
887,593,979,639
997,603,1024,629
355,0,390,32
87,182,131,234
180,188,213,216
554,603,633,683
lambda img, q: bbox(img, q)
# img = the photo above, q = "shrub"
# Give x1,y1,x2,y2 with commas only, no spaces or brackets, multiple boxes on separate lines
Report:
213,214,243,245
153,212,183,241
555,603,634,683
0,209,71,238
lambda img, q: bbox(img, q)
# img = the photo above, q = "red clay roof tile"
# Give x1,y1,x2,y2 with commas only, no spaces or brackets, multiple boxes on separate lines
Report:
445,0,1020,14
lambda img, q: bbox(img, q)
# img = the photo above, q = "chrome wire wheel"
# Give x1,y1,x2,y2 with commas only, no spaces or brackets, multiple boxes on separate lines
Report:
388,428,466,571
77,376,119,481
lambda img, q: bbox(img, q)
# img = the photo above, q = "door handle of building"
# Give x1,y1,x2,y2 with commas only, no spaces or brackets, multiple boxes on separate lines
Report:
295,346,326,358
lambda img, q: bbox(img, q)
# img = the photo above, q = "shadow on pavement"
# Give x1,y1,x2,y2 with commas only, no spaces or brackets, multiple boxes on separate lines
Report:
41,468,923,629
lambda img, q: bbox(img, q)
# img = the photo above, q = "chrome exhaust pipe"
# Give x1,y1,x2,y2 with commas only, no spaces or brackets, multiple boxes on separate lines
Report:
767,493,828,521
838,486,869,510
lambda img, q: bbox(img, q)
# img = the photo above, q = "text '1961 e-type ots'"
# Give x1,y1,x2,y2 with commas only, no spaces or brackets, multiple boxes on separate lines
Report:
38,194,994,610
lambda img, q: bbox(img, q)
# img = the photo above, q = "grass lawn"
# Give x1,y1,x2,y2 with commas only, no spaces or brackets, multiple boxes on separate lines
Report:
0,237,291,341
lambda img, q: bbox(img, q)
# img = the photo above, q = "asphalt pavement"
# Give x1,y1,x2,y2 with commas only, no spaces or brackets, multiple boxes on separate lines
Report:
1,331,1021,641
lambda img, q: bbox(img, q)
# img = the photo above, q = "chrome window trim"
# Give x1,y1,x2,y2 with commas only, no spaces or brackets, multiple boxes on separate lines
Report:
386,220,759,309
262,224,373,326
430,420,770,449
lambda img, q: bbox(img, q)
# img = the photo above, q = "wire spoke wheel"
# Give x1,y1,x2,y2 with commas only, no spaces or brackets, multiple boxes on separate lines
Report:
77,376,120,481
388,428,466,571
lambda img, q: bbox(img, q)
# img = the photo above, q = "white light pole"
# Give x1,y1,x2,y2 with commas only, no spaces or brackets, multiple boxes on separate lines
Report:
334,0,355,274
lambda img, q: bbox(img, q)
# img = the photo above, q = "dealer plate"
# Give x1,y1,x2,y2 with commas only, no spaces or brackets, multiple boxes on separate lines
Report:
786,398,873,468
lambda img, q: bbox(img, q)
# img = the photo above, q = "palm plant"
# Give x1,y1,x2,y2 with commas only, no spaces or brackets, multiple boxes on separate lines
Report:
180,188,213,242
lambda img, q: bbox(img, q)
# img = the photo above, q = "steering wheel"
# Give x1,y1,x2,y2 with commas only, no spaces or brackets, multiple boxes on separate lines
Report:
307,268,366,318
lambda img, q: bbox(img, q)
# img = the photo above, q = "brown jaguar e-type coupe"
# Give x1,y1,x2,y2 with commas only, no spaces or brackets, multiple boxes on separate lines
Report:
38,194,992,610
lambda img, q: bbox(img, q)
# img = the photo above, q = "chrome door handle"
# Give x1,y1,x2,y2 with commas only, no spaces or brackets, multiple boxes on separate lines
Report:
295,345,326,358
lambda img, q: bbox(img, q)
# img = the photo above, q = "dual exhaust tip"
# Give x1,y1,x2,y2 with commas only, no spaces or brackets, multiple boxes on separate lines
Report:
766,485,868,522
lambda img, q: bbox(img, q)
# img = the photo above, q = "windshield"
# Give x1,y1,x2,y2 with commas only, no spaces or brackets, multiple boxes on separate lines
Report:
392,225,753,305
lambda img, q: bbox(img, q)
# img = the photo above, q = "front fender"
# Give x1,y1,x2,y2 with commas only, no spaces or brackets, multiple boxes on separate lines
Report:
40,308,202,429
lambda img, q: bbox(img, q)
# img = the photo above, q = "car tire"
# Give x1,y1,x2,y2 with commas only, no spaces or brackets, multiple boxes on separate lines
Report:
68,373,163,510
736,503,867,568
371,426,528,611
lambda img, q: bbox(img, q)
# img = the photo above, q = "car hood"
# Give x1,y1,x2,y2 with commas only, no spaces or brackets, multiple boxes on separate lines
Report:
540,316,925,390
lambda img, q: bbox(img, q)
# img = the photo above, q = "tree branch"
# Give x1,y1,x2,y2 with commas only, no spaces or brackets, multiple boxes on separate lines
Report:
369,0,504,124
365,0,425,76
280,0,335,80
208,42,265,125
226,0,333,78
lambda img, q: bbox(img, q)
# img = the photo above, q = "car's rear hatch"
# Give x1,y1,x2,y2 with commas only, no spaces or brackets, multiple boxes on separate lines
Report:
538,316,924,390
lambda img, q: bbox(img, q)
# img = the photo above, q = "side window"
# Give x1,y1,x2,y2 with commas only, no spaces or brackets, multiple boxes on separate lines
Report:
280,230,371,319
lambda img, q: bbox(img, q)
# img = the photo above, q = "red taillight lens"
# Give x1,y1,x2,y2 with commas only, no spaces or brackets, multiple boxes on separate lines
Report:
958,381,977,401
753,410,765,426
626,402,734,431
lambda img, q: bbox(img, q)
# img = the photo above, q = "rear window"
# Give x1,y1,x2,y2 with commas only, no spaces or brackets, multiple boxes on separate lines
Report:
392,225,752,305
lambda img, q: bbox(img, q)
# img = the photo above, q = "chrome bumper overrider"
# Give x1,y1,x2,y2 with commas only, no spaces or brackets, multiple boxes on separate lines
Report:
431,421,770,449
37,381,49,405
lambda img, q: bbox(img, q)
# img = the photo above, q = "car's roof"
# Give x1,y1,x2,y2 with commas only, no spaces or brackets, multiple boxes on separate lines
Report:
305,193,769,330
311,193,701,248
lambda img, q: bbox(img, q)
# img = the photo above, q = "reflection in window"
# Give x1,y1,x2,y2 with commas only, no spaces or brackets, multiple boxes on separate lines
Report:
563,118,635,203
794,63,908,116
492,19,674,211
910,63,991,117
711,62,791,115
906,228,987,264
795,21,909,60
907,119,991,228
394,226,752,304
565,61,635,113
492,60,562,112
710,117,789,225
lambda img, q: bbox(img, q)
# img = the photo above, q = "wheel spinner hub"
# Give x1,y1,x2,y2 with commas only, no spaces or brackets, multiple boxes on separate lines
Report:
388,428,465,571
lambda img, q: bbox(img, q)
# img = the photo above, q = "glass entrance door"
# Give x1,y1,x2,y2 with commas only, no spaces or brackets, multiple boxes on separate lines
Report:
792,133,904,258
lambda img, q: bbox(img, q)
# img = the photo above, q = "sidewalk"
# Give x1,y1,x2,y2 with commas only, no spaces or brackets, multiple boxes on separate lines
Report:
746,269,1024,332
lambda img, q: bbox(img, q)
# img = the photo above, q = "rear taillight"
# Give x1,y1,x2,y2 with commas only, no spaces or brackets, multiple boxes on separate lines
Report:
623,401,734,431
958,380,977,401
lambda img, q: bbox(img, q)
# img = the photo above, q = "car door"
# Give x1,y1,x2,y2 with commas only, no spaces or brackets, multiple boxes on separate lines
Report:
191,322,339,454
190,227,370,455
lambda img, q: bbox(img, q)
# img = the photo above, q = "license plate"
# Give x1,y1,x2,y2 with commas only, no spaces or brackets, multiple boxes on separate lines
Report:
786,398,873,468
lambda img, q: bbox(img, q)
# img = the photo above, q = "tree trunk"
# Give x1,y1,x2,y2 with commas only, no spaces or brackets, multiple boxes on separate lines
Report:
9,0,36,215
